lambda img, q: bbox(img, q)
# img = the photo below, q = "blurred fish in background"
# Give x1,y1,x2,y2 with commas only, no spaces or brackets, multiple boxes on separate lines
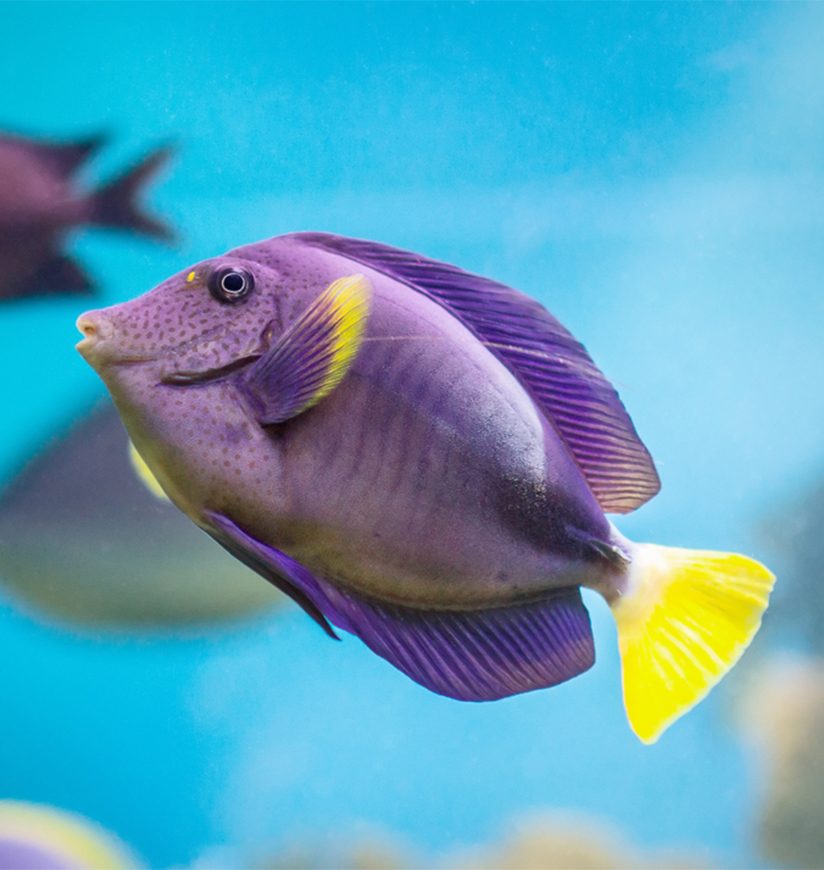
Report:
0,127,282,628
0,402,281,627
0,800,139,869
740,476,824,867
0,131,173,301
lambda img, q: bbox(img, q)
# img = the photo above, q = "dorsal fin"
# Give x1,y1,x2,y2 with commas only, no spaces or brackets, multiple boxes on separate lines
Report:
28,134,106,177
297,233,660,514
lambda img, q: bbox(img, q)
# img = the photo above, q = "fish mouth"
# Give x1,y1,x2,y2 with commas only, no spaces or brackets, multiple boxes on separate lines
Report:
160,353,261,386
76,340,156,366
77,312,273,383
75,314,158,366
75,312,112,358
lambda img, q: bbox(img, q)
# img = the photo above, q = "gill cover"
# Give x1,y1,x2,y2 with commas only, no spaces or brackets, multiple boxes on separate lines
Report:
241,274,372,425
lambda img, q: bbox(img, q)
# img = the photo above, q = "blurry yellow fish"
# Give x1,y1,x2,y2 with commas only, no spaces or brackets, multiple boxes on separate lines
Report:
0,801,138,869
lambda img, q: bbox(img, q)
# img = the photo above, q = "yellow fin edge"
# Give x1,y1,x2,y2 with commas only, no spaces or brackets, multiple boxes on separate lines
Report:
300,273,372,413
0,801,136,869
611,543,775,744
128,441,169,501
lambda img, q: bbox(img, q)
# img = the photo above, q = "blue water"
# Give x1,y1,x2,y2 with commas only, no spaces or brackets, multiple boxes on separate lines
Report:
2,2,823,866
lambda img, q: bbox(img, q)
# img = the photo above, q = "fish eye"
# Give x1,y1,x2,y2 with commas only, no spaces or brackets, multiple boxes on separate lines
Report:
208,267,255,303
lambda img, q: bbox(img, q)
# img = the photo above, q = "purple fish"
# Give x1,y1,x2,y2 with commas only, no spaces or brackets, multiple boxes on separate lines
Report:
0,131,173,300
76,233,774,742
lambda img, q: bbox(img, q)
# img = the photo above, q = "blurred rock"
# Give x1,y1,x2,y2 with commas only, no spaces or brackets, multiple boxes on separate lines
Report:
445,813,712,870
202,814,712,870
739,656,824,868
758,479,824,651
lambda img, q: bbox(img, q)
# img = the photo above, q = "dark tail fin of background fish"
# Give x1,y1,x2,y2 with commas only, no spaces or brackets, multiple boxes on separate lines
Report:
88,146,175,242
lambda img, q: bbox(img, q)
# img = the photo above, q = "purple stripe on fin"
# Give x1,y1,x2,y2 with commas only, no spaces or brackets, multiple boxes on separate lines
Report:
321,583,595,700
203,511,348,639
297,233,660,514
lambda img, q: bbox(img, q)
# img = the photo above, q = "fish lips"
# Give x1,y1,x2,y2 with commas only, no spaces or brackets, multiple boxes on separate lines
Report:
76,313,155,369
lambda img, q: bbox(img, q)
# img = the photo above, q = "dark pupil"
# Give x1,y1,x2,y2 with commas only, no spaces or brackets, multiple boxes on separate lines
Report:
222,272,245,294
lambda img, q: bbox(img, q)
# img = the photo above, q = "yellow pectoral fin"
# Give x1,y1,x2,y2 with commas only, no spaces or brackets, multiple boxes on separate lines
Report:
310,273,373,407
612,543,775,744
128,441,169,501
242,273,372,425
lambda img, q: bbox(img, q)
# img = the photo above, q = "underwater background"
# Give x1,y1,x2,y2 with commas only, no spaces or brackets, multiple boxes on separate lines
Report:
2,2,824,867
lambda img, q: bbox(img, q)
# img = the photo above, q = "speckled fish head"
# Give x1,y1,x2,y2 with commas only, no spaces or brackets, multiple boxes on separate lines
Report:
76,253,286,382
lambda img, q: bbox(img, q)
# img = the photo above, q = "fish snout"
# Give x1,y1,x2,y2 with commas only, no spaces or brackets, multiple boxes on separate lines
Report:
75,310,115,361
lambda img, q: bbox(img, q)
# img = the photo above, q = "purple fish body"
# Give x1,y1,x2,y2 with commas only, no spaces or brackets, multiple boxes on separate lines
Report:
0,132,172,300
76,233,774,741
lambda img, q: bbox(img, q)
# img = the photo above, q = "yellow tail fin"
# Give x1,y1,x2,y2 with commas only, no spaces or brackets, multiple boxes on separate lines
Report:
611,544,775,744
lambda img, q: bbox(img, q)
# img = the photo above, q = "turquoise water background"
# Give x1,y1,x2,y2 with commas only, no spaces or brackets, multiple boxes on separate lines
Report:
2,2,824,866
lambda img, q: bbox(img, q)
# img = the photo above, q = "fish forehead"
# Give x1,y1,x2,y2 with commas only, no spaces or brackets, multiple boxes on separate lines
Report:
223,234,359,317
104,234,423,360
103,234,350,350
225,233,445,326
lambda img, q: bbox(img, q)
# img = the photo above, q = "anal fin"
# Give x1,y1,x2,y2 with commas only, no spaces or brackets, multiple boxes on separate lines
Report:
202,511,594,700
203,510,341,639
322,583,595,701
